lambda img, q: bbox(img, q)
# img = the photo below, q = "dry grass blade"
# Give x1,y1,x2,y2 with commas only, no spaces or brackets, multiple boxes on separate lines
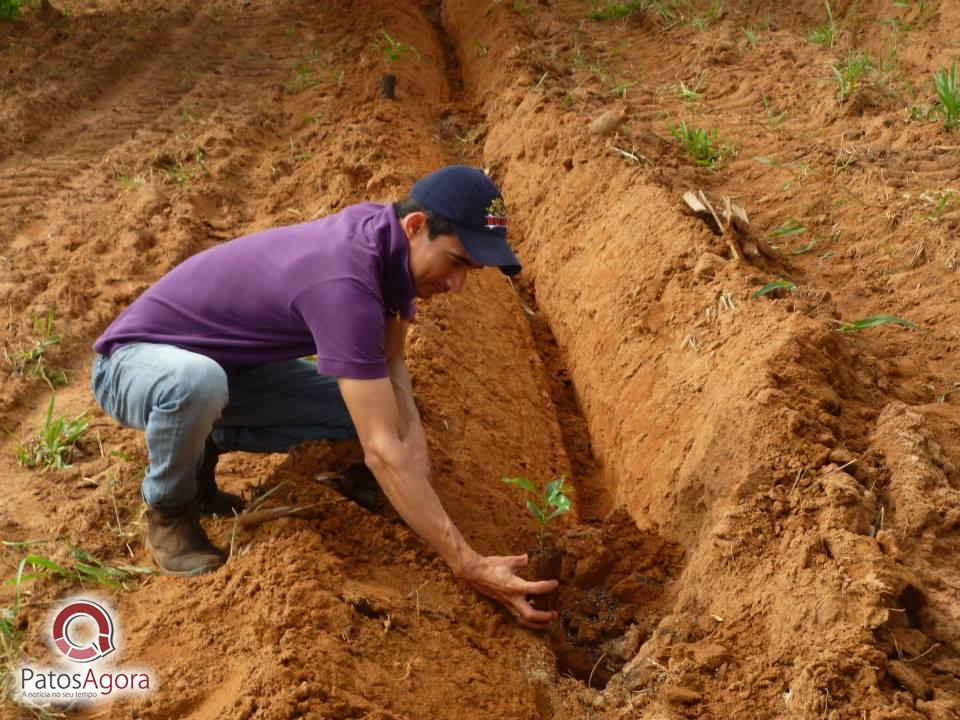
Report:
236,502,327,527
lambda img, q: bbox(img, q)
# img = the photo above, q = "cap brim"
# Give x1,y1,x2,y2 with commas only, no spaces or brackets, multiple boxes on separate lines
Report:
454,223,522,276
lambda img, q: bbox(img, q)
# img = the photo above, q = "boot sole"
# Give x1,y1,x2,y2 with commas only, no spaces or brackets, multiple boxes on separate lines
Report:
145,538,224,577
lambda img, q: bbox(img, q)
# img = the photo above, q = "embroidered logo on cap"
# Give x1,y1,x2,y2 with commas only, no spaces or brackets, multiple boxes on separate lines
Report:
484,197,508,230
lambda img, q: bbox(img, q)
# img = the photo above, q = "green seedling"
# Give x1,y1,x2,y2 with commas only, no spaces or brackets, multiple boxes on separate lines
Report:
932,60,960,130
13,395,88,470
831,50,873,104
923,190,956,221
792,240,818,254
0,0,21,20
741,26,758,50
669,121,731,168
611,79,633,98
760,95,789,129
808,0,839,47
285,61,316,95
379,30,421,65
119,173,146,191
648,0,688,26
501,476,572,551
754,156,816,191
752,280,797,298
836,315,921,333
588,0,645,20
690,2,723,31
767,219,807,239
529,71,549,92
675,73,705,103
4,310,66,389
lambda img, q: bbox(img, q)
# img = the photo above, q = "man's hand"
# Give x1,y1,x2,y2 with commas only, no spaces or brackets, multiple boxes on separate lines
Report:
457,554,558,630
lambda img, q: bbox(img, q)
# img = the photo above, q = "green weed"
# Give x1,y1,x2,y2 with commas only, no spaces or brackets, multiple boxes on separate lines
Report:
808,0,839,47
932,59,960,129
674,72,705,103
753,156,814,191
285,59,317,95
501,476,572,551
4,310,66,389
379,30,421,66
611,79,633,98
761,94,788,128
648,0,688,26
836,315,921,333
669,121,732,168
168,162,191,184
752,280,797,298
690,2,723,31
767,218,808,239
8,545,156,591
831,49,873,104
0,0,21,20
473,40,489,57
588,0,644,20
13,395,88,470
923,190,956,221
119,174,146,191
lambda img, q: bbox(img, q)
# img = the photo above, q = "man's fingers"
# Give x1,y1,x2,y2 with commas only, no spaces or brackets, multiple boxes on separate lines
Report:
514,601,556,627
520,578,558,596
507,554,528,570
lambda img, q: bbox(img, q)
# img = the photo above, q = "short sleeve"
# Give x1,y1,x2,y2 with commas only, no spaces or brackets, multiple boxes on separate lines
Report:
291,280,388,379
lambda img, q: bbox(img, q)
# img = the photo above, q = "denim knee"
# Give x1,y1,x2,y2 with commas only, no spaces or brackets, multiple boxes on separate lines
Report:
159,355,229,419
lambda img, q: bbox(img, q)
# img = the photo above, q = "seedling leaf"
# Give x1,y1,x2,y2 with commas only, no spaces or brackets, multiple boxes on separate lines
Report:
544,476,566,503
768,219,807,238
836,315,921,333
502,476,538,495
752,280,797,298
526,499,546,524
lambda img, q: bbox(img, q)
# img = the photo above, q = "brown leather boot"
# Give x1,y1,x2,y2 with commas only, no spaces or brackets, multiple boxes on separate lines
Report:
145,502,225,577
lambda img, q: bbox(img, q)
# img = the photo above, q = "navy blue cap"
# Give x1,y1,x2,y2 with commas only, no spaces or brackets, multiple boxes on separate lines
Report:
410,165,521,276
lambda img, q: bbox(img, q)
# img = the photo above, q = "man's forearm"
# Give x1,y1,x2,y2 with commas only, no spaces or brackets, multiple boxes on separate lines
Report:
364,434,478,575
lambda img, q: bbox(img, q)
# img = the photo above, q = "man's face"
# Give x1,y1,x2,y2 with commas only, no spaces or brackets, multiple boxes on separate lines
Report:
403,213,482,300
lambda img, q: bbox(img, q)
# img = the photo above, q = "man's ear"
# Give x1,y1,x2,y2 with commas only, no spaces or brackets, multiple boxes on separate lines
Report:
401,211,428,241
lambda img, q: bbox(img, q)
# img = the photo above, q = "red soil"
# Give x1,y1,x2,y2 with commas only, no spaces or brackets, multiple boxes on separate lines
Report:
1,0,958,717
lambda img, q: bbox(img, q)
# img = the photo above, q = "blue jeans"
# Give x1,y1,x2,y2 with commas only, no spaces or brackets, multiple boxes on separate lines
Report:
91,343,356,508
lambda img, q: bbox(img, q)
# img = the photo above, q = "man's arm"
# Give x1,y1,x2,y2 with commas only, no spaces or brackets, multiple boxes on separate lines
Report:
339,322,557,628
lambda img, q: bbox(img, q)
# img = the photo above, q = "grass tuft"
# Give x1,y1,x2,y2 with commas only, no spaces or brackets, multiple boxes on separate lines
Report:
13,395,88,470
808,0,839,47
669,121,732,168
932,59,960,130
4,310,66,389
831,49,873,104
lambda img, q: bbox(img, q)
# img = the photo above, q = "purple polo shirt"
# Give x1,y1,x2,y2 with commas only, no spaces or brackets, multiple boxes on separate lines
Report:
93,203,416,379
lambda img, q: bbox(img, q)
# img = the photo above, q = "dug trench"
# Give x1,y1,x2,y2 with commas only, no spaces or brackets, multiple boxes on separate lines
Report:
0,0,688,716
1,0,959,718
